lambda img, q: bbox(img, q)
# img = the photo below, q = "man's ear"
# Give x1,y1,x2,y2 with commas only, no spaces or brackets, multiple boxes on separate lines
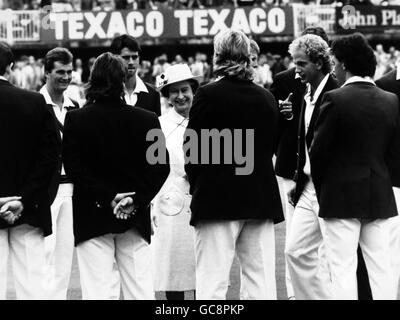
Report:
315,59,323,71
4,62,13,76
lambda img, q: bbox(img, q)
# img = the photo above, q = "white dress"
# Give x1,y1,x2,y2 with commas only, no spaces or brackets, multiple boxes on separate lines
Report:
151,108,196,291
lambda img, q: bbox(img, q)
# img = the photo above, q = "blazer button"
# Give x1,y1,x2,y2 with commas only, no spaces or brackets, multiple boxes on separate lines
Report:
95,202,101,208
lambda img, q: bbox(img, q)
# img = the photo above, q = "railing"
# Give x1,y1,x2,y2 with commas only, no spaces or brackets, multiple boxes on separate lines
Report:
0,9,41,43
292,4,336,37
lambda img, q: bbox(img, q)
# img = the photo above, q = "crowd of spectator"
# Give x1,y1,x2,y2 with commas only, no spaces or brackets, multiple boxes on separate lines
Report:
7,43,400,105
3,0,400,12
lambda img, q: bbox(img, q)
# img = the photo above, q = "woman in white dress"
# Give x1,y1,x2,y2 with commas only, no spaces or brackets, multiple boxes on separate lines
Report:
152,64,201,300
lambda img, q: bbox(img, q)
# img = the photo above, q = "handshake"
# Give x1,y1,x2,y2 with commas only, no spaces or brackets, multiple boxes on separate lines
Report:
111,192,139,220
0,196,24,225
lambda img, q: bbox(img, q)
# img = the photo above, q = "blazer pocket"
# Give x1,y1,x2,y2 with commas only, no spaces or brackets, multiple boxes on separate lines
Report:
158,187,185,216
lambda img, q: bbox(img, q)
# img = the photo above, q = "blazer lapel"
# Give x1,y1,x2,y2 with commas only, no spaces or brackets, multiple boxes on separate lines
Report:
46,104,62,142
306,75,338,147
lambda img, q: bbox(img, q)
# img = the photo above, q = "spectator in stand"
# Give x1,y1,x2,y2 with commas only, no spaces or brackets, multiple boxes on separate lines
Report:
132,0,148,9
187,56,194,68
258,53,273,88
190,52,208,84
152,54,171,80
138,60,155,85
344,0,374,4
51,0,74,11
73,58,83,84
232,0,269,6
93,0,115,10
149,0,169,9
374,44,393,80
173,55,185,65
33,57,45,91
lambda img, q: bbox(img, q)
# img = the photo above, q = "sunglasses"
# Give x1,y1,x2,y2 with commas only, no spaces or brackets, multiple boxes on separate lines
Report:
121,54,139,61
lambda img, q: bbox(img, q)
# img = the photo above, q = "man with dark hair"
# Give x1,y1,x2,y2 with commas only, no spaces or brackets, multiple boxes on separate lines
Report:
375,64,400,298
39,47,79,300
110,34,161,116
0,42,60,299
310,33,400,299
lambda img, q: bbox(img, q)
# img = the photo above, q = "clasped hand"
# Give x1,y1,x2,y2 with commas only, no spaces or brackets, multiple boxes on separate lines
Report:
0,196,23,225
111,192,138,220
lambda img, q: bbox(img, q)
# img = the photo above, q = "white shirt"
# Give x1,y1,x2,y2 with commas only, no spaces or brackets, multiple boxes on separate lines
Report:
39,85,76,186
303,73,330,176
124,74,148,106
342,76,375,87
39,85,76,133
396,65,400,80
0,75,7,81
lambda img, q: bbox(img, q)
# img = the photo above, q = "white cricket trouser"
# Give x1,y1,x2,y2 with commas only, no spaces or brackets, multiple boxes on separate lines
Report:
76,228,154,300
390,187,400,298
195,219,276,300
0,224,47,300
276,176,295,299
285,181,333,300
323,217,396,300
45,183,74,300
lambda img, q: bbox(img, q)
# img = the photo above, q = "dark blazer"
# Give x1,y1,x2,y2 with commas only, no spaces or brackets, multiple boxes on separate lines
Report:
310,82,400,219
184,77,284,226
376,69,400,187
0,79,60,236
270,67,306,179
292,75,339,206
135,82,161,116
46,99,80,204
62,98,169,245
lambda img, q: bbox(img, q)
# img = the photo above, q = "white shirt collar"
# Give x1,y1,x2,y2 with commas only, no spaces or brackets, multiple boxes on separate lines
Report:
133,74,148,94
39,85,75,108
165,107,188,125
342,76,375,87
0,75,7,81
304,73,330,104
396,65,400,80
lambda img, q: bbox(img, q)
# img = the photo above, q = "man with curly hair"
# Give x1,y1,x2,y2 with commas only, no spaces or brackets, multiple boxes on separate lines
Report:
284,34,338,300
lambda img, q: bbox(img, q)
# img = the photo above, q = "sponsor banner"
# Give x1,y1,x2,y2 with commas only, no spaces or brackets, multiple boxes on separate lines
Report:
336,5,400,34
40,6,293,43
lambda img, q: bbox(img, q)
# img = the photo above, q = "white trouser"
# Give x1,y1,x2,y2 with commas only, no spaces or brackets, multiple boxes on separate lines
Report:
195,219,276,300
323,217,395,300
276,176,295,299
285,181,333,300
0,224,47,300
76,228,154,300
390,187,400,297
45,183,74,300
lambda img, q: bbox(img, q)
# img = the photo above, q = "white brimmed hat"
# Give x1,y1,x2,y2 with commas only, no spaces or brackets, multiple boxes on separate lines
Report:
156,63,202,96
